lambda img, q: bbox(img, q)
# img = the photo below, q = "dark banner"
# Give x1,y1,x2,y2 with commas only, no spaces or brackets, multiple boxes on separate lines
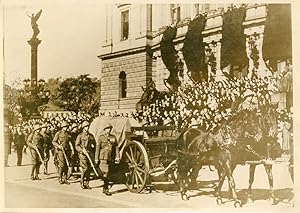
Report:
221,6,248,73
262,4,292,71
182,14,207,82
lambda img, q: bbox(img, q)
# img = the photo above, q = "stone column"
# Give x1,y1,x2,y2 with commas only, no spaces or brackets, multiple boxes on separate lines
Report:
245,26,272,78
28,38,42,87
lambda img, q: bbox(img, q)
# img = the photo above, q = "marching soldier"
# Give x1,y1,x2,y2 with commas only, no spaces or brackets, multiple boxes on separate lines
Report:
52,121,73,184
41,123,53,175
95,123,120,196
69,123,80,173
26,124,44,180
75,121,96,189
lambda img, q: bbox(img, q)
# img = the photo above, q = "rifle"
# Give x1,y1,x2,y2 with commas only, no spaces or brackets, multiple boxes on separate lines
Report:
34,145,44,163
82,147,99,177
60,144,73,179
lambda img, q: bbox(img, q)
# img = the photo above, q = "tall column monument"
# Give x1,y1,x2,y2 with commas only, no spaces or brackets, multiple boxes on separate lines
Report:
27,9,42,87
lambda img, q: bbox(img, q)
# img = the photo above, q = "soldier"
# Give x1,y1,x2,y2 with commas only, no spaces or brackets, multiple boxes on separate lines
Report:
95,123,120,196
75,121,96,189
26,124,44,180
4,123,13,167
52,121,73,184
41,123,53,175
69,123,80,173
14,125,26,166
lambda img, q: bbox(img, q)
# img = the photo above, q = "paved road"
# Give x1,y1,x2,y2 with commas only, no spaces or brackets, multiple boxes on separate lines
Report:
4,151,294,209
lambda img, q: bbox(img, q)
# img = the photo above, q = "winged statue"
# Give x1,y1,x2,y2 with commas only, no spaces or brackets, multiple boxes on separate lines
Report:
28,9,42,39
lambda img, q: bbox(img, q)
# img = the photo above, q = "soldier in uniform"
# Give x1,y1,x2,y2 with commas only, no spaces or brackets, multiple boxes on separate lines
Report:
14,125,26,166
26,124,44,180
41,123,53,175
52,121,73,184
75,121,96,189
69,123,80,173
95,123,120,196
4,123,13,167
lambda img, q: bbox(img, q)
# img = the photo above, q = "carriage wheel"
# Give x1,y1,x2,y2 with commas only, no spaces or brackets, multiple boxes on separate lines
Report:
123,140,149,193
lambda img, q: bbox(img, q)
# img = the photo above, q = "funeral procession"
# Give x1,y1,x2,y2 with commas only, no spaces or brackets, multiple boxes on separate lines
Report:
3,2,294,209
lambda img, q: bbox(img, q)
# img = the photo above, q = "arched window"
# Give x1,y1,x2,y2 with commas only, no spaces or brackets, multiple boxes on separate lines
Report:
119,71,127,98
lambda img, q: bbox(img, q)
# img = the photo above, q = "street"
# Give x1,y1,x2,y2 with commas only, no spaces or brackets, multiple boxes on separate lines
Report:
4,151,294,209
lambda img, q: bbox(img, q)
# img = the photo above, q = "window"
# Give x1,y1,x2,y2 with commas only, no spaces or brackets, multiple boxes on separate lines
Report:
170,4,180,24
121,10,129,41
119,71,127,98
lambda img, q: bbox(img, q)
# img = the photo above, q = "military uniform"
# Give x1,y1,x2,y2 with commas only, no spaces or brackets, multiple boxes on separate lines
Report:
4,124,12,167
52,123,72,184
14,128,26,166
95,123,120,195
26,125,44,180
41,126,53,175
75,123,96,189
69,123,80,173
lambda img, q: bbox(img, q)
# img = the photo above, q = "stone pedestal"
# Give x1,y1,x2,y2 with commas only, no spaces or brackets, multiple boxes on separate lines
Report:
28,38,42,87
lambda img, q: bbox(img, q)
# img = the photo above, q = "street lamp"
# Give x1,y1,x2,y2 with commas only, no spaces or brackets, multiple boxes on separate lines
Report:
18,78,50,120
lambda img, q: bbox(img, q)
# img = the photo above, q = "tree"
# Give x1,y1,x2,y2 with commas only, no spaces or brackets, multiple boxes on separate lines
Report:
56,74,100,114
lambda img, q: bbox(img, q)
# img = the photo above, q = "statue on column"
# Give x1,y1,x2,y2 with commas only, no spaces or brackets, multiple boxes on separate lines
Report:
27,9,42,39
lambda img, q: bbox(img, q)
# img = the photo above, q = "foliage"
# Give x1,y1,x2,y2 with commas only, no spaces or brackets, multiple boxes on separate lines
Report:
56,74,100,114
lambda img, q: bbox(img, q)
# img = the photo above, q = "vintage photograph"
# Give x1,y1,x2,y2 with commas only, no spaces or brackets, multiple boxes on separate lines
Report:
2,1,294,210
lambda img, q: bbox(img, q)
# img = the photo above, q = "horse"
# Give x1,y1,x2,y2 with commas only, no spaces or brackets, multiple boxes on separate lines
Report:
243,106,282,204
175,112,260,207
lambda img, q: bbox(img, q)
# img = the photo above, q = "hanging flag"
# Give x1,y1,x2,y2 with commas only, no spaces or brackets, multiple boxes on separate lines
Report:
262,4,292,71
221,6,248,75
182,14,207,82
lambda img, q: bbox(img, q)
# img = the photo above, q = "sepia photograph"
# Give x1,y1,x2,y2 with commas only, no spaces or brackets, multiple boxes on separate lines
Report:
1,0,297,211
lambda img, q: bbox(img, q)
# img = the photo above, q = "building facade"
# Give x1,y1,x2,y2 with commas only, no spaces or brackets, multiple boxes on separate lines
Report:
98,4,292,113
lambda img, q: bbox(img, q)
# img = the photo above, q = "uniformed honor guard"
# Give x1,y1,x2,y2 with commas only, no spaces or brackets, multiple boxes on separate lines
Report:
52,121,73,184
26,124,44,180
41,123,53,175
75,121,96,189
95,123,120,196
69,123,80,173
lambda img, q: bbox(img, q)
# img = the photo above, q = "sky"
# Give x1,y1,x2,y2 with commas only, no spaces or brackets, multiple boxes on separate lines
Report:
3,0,106,87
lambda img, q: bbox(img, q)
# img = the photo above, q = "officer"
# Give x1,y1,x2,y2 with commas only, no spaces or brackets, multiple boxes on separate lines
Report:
41,123,53,175
95,123,120,196
75,121,96,189
52,121,73,184
69,123,80,173
14,125,26,166
26,124,44,180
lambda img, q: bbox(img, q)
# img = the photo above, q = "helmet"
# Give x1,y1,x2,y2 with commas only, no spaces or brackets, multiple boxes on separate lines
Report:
71,123,78,130
61,121,69,128
33,124,41,131
81,121,90,129
103,122,113,130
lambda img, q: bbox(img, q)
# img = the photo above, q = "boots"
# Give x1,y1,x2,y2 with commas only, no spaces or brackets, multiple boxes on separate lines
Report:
35,165,41,180
84,181,92,190
103,178,112,196
31,165,36,180
58,168,64,184
44,163,49,175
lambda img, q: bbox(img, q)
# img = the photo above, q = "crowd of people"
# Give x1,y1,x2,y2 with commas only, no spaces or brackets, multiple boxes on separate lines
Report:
5,112,121,196
138,75,280,131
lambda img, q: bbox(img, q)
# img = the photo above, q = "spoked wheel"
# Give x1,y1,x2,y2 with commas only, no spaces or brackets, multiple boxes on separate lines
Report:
123,140,149,193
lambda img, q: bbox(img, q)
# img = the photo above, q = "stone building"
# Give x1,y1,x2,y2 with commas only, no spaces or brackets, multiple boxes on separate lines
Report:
98,3,292,113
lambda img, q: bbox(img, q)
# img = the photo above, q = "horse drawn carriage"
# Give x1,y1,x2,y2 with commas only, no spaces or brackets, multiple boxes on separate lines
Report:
89,116,179,193
89,106,287,207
